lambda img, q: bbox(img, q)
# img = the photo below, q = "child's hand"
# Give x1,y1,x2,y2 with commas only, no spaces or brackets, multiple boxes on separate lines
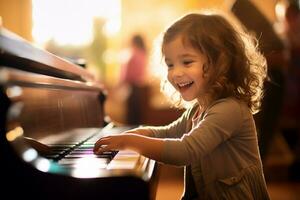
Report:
93,131,163,161
93,134,129,154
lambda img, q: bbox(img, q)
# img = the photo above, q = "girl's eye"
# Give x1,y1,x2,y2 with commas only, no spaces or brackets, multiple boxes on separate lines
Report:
166,63,174,68
183,60,194,65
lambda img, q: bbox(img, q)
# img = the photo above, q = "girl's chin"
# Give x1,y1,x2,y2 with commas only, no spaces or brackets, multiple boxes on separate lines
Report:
182,98,195,102
181,95,196,102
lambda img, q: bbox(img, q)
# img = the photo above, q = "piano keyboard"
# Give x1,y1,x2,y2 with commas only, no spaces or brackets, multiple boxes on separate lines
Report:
42,125,143,171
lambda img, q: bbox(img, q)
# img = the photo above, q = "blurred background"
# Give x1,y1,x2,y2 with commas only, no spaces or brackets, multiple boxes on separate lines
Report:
1,0,300,199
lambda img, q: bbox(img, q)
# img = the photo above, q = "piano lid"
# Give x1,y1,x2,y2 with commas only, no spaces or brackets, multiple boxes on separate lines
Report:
0,27,95,82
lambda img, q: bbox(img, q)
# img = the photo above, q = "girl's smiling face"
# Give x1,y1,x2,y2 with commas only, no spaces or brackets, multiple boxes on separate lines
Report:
163,36,208,102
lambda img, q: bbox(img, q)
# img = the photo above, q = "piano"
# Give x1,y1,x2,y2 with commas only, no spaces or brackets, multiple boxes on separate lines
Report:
0,27,158,199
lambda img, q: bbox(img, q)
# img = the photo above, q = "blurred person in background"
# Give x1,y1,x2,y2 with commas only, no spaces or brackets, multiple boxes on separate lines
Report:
119,34,148,125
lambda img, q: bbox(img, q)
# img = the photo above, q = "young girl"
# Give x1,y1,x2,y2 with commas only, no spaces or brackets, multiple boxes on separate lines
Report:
94,11,270,199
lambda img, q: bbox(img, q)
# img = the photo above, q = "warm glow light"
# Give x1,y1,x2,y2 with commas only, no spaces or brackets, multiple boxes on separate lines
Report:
103,18,121,36
275,1,286,21
6,126,24,141
32,0,121,46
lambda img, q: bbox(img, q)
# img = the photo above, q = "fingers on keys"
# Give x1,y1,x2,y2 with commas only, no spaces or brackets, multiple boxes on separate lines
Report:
93,137,110,154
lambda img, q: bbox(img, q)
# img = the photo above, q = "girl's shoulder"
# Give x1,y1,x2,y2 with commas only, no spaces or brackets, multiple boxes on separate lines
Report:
211,97,242,107
185,97,249,120
206,97,249,116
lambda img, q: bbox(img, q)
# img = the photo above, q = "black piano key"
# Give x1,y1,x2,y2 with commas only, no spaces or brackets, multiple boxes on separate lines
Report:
64,154,111,159
44,155,60,160
71,149,94,153
52,144,77,149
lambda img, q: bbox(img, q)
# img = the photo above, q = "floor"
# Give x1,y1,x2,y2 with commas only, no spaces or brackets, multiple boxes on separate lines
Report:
155,165,300,200
155,165,183,200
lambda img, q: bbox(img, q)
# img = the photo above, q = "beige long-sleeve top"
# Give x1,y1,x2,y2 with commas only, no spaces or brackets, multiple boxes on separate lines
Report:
147,97,270,199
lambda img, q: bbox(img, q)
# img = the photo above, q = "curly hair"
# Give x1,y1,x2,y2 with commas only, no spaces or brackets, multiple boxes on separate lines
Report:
160,12,267,114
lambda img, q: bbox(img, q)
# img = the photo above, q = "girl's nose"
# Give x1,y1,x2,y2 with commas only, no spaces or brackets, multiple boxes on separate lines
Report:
172,66,184,77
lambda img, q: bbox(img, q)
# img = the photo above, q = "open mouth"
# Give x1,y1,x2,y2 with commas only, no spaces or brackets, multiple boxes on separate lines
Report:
177,81,194,90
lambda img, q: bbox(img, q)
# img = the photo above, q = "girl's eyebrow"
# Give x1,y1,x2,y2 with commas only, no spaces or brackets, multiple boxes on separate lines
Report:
179,53,198,58
164,53,198,62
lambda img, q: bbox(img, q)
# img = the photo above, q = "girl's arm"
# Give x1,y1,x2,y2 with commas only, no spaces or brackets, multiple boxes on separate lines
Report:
123,106,194,139
93,134,165,161
123,127,155,137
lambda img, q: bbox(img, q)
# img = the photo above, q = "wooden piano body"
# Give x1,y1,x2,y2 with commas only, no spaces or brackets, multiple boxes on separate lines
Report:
0,27,157,199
